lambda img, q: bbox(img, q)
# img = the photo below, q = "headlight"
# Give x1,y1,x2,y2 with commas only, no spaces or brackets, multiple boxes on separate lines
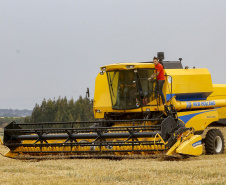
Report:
101,67,106,71
126,65,134,69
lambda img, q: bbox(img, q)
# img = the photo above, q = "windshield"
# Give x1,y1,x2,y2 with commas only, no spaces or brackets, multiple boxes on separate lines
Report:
107,69,155,109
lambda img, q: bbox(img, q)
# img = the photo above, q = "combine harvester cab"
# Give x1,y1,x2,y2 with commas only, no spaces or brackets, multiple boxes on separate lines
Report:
2,52,225,158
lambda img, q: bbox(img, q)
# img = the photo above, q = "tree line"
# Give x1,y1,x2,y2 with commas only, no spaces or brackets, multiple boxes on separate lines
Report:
0,117,25,128
24,96,94,123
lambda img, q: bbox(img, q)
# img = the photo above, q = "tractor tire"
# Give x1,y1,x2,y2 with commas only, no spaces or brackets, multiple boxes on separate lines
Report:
205,129,225,155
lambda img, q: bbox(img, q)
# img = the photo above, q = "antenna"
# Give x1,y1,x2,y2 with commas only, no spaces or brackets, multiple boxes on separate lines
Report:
86,88,90,98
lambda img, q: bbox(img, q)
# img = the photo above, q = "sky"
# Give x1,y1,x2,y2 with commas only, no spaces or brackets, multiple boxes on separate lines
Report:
0,0,226,109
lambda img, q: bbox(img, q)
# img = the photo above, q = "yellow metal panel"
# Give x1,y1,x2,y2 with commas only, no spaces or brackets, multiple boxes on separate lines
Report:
176,135,202,156
93,72,113,118
101,63,155,72
165,68,213,96
4,151,18,158
207,84,226,100
215,107,226,120
166,140,181,156
177,109,218,131
206,84,226,120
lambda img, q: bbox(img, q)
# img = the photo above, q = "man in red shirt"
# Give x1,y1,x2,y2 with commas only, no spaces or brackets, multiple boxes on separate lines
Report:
148,57,166,105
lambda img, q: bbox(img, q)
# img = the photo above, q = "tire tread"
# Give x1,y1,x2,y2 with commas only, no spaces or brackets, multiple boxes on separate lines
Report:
205,129,225,155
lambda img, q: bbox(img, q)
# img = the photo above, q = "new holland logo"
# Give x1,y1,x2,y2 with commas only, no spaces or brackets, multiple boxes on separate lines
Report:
192,140,202,147
186,101,216,109
186,102,192,109
193,101,216,107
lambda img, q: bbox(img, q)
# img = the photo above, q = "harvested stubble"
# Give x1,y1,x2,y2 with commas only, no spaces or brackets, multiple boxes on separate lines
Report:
0,144,226,185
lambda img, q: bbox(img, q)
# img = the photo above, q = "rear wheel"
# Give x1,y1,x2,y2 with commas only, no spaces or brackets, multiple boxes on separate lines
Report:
204,129,225,154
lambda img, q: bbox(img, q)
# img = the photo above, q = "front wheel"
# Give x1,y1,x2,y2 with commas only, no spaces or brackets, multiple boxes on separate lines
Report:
204,129,225,154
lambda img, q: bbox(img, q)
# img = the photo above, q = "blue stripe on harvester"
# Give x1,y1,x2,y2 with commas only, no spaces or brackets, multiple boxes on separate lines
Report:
166,92,210,101
166,94,175,101
179,110,215,124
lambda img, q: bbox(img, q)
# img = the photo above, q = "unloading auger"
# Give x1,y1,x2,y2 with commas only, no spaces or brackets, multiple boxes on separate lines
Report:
1,52,225,158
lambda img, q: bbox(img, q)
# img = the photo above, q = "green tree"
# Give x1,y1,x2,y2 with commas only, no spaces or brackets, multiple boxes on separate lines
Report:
25,96,94,123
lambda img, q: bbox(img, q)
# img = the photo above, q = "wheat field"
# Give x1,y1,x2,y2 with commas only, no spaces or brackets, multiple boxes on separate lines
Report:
0,128,226,185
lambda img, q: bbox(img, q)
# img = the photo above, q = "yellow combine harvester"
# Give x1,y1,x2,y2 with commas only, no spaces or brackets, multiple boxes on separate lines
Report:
2,52,225,158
